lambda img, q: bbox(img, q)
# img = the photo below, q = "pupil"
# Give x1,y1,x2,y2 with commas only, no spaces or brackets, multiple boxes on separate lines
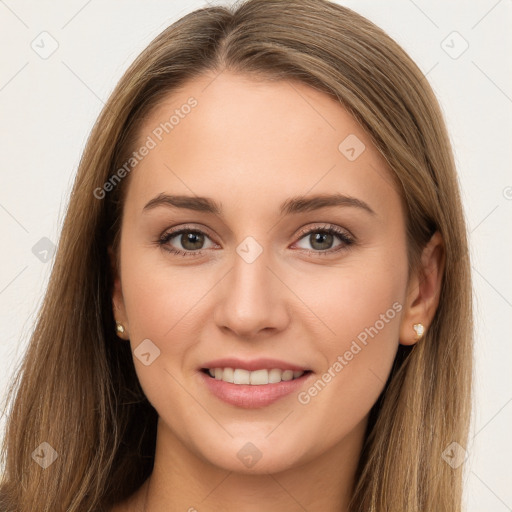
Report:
182,232,204,250
311,232,332,250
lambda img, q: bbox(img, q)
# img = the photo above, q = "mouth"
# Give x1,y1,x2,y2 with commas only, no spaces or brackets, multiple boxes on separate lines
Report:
198,359,314,408
201,367,313,385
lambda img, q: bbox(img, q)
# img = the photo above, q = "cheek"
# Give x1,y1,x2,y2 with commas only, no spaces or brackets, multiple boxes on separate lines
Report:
120,239,209,340
119,250,207,408
293,256,406,436
328,270,403,350
294,246,405,347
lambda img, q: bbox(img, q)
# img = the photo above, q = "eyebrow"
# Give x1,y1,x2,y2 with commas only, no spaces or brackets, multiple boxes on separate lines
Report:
142,192,376,217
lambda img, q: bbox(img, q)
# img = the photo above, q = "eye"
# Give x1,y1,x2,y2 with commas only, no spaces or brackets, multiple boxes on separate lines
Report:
157,225,217,257
157,223,355,258
293,224,354,255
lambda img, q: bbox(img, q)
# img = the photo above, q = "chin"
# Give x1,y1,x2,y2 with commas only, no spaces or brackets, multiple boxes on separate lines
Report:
191,431,310,475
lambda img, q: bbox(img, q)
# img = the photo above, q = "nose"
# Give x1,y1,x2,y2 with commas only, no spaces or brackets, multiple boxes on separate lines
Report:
213,246,290,339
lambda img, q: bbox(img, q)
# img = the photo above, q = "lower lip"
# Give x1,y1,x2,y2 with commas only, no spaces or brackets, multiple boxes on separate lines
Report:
199,371,312,409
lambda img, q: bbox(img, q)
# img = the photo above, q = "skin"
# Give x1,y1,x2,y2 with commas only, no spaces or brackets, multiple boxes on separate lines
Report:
110,70,444,512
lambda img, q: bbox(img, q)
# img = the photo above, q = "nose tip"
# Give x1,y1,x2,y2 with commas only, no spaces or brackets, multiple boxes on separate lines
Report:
213,253,290,339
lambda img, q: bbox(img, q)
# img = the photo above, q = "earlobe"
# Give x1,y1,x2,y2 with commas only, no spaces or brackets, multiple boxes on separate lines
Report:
115,321,125,334
412,323,425,341
399,231,445,346
108,245,130,340
112,284,130,340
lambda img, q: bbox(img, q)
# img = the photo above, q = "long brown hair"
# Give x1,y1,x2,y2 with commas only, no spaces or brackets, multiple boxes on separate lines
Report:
0,1,473,510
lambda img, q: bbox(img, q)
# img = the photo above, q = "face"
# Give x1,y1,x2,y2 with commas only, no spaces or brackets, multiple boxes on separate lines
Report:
112,71,415,474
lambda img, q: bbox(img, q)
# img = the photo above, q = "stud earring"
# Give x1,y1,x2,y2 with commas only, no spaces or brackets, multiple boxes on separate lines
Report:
413,323,425,341
116,322,125,336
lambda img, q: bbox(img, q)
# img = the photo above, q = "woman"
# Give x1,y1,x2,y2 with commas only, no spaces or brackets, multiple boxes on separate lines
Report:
0,0,473,510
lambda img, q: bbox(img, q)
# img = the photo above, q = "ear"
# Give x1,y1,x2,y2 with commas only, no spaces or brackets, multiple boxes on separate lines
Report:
399,231,445,346
109,245,129,339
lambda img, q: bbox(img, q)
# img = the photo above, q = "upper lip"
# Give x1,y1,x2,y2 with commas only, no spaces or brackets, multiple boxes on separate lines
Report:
201,357,310,372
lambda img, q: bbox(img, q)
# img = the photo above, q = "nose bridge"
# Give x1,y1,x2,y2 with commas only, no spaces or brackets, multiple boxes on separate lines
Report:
213,239,288,337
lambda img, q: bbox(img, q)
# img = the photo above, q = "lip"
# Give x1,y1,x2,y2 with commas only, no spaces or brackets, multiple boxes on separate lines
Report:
200,357,309,372
199,370,313,409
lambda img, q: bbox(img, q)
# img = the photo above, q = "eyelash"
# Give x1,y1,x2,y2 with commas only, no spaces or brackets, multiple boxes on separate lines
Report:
156,223,355,258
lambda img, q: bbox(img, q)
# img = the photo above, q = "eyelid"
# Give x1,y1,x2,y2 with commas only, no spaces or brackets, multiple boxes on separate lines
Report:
290,223,355,255
158,223,219,250
293,223,354,243
160,223,353,242
161,223,217,241
158,222,355,256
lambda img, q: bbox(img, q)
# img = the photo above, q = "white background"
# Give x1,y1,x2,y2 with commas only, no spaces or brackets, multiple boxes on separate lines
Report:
0,0,511,510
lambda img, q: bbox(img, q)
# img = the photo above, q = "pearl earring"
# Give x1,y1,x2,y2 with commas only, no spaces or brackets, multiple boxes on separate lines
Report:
116,322,125,336
413,323,425,340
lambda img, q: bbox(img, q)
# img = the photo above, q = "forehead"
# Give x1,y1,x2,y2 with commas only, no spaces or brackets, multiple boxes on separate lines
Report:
125,71,402,219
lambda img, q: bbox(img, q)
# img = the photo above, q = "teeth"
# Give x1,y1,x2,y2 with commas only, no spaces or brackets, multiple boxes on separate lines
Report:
222,367,234,383
249,369,267,385
234,369,250,384
268,368,282,383
206,367,306,385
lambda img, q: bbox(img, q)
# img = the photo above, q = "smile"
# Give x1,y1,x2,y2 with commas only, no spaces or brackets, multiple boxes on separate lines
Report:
199,368,313,409
203,367,308,385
